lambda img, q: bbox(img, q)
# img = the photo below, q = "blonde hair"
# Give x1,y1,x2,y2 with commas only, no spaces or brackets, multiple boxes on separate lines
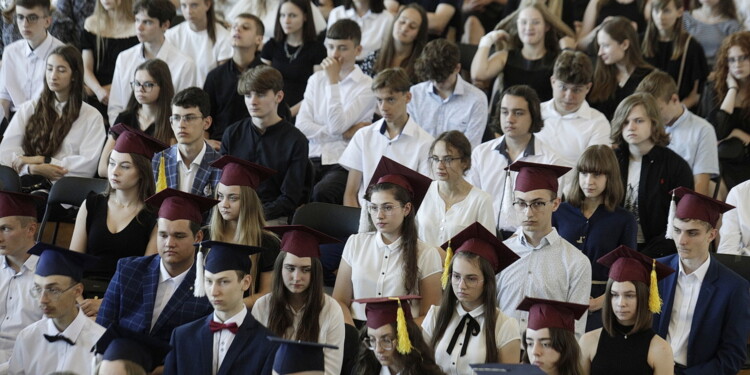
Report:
494,0,574,53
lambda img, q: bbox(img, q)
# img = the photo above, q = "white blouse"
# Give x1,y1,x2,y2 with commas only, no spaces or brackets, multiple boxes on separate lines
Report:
416,181,496,248
422,304,520,375
342,232,443,320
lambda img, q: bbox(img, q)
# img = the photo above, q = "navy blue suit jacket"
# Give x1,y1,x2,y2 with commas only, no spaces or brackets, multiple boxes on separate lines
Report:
96,255,213,344
654,254,750,374
163,312,279,375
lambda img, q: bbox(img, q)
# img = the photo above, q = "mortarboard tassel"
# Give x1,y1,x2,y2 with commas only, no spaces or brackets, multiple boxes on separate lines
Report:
649,259,662,313
665,191,676,239
156,155,167,192
441,240,453,289
390,297,412,354
194,245,205,297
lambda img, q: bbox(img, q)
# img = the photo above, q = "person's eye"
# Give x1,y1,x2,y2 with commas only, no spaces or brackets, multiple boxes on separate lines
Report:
302,267,312,273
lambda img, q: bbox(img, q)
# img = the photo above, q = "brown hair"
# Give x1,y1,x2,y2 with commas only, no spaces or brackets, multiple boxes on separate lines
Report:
273,0,318,43
123,59,174,144
494,1,574,54
690,0,736,20
414,39,460,83
522,328,583,375
497,85,544,134
373,3,428,81
327,18,362,46
104,152,156,206
589,17,653,103
642,0,689,60
566,145,624,212
371,68,412,93
601,279,652,335
23,45,85,159
610,92,670,148
635,70,678,102
235,13,265,36
553,50,594,85
713,31,750,119
238,65,284,94
429,130,472,173
355,321,444,375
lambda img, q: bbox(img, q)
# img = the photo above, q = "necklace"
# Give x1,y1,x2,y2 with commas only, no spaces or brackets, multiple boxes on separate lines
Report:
283,42,303,62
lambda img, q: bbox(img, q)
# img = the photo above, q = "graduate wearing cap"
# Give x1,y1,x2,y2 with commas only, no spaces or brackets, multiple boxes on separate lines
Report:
69,124,167,316
208,155,281,309
93,324,172,375
497,161,592,339
652,187,750,375
421,222,522,374
164,240,280,375
516,297,587,375
579,246,675,375
332,157,442,326
8,243,105,375
268,337,339,375
96,189,216,354
252,225,345,375
354,295,444,375
0,191,44,365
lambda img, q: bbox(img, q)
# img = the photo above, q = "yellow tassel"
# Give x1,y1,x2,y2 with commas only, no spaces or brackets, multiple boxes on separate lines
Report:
649,259,662,313
441,241,453,289
156,154,167,192
391,298,412,354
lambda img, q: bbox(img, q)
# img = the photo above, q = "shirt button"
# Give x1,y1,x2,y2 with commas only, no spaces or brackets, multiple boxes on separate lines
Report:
378,293,381,296
385,255,388,259
382,272,385,275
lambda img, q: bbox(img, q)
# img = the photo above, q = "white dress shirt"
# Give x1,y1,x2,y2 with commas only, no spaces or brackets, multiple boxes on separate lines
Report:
327,6,393,59
296,66,375,164
416,182,496,248
668,256,711,366
0,255,41,364
380,366,400,375
7,308,106,375
498,228,591,338
0,99,105,178
252,294,345,375
177,142,207,193
0,33,64,112
165,22,233,86
664,107,720,177
212,307,247,375
718,180,750,255
422,304,520,375
536,99,611,168
151,261,190,329
108,40,198,124
341,232,442,320
407,76,489,148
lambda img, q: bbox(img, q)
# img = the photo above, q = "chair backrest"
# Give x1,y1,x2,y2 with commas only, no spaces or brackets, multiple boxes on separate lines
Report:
37,177,109,242
0,165,20,192
291,202,360,239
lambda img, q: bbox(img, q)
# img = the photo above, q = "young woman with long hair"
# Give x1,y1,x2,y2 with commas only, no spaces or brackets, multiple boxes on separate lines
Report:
333,157,442,327
208,155,281,308
641,0,709,109
578,0,646,50
682,0,741,67
422,223,521,374
251,225,345,375
97,59,174,177
552,145,637,330
580,246,675,375
0,44,105,180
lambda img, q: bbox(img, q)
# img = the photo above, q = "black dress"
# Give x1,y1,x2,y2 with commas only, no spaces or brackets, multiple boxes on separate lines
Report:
260,39,326,108
644,38,708,103
503,49,556,102
590,66,653,121
80,29,139,86
590,321,655,375
113,110,156,136
709,108,750,190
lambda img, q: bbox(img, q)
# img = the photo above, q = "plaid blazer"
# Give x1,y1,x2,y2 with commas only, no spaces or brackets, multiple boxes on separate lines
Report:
151,142,222,197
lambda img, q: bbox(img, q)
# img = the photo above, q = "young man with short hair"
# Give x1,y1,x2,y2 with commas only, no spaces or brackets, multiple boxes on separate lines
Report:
635,70,719,196
536,50,611,168
408,38,488,148
0,0,64,123
296,19,376,204
203,13,264,150
220,65,309,224
151,87,221,197
108,0,198,124
8,244,104,375
655,187,750,375
339,67,434,231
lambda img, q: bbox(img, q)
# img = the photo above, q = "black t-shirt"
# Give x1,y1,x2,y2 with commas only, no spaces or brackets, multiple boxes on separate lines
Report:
260,39,326,107
644,38,709,101
203,56,263,140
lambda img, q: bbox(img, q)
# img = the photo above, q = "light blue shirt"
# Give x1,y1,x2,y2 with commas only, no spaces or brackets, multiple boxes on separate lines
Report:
665,106,720,177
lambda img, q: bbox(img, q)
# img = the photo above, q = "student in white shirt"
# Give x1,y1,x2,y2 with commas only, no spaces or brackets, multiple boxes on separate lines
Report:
718,180,750,255
0,44,105,180
8,243,105,375
327,0,393,60
408,39,488,148
0,0,64,122
108,0,198,124
166,0,232,85
297,19,376,204
422,223,521,375
252,226,345,375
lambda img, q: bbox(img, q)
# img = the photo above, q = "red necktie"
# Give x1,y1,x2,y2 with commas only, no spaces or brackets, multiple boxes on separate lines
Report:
209,321,239,334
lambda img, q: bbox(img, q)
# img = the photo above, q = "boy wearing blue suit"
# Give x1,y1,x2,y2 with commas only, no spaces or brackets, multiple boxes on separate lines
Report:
164,241,279,375
654,187,750,375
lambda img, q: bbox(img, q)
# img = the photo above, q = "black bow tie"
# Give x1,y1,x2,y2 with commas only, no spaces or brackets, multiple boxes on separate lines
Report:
44,334,74,345
447,313,481,357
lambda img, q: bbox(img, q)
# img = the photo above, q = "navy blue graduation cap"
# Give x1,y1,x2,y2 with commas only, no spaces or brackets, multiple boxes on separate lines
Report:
268,336,338,374
94,324,172,372
28,242,97,282
470,363,547,374
194,240,263,297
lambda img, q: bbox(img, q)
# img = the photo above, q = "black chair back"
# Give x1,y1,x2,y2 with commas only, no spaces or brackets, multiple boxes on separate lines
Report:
0,165,20,192
37,177,109,243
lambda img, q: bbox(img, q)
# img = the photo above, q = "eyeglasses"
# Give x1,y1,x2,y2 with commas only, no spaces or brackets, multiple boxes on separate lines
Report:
30,283,78,300
130,81,158,92
728,55,750,64
451,273,483,287
428,156,462,165
16,13,44,24
554,81,588,95
366,203,402,216
363,337,395,351
512,199,555,212
169,114,204,124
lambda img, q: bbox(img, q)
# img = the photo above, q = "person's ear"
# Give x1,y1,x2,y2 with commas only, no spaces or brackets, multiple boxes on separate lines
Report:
621,39,630,51
404,91,412,104
275,90,284,103
203,115,213,131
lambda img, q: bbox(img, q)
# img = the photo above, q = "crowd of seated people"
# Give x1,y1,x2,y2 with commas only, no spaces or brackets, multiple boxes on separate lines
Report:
0,0,750,373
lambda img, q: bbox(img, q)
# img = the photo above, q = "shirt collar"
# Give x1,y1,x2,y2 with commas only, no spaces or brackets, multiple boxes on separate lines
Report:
494,134,537,161
456,303,485,318
341,66,367,85
54,100,67,115
541,99,597,120
517,227,559,250
426,74,467,99
213,307,248,326
667,106,690,131
45,307,87,343
176,141,207,168
375,233,403,251
378,116,418,140
1,254,38,273
25,32,53,58
678,255,711,282
158,259,191,285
